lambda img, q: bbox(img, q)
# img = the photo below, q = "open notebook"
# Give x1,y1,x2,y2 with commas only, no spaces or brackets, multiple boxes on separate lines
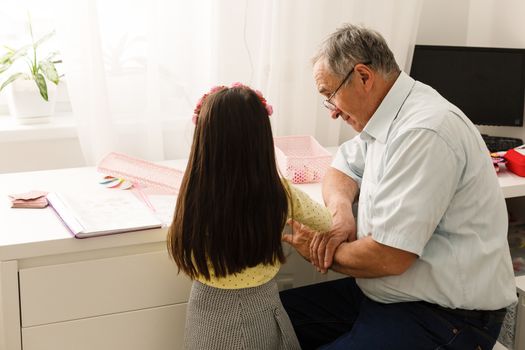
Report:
47,190,164,238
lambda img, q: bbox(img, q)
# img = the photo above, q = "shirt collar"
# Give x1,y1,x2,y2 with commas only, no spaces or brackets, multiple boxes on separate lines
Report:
361,71,415,143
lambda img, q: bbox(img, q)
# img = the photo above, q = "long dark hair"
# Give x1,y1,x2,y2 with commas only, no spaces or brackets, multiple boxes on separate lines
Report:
167,86,288,280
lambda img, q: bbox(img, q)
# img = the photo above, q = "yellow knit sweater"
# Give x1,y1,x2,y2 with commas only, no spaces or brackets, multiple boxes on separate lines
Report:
195,179,332,289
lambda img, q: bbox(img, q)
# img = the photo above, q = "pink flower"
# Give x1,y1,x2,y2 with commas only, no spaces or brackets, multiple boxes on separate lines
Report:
210,85,226,94
192,83,274,125
266,104,273,116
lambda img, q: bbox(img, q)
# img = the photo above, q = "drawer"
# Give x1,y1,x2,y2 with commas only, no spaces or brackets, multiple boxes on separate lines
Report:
22,303,187,350
19,250,191,327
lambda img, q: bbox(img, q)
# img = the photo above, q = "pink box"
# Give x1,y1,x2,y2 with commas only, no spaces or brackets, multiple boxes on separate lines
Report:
274,135,332,184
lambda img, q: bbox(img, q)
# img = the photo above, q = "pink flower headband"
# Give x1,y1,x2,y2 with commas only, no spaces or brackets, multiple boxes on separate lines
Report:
192,82,274,125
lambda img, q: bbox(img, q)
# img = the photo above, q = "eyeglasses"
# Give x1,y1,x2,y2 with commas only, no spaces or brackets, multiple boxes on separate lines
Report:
323,61,371,112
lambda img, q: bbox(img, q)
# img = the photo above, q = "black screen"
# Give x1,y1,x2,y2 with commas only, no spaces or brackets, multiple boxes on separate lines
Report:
410,45,525,126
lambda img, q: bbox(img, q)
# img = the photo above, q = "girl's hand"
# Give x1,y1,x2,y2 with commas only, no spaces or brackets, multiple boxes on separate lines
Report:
282,219,318,263
311,212,356,273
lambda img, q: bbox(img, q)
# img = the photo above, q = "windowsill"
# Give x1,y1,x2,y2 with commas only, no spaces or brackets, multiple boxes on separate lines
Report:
0,113,77,143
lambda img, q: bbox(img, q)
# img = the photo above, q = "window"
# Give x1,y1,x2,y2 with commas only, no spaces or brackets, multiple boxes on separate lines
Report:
0,1,70,116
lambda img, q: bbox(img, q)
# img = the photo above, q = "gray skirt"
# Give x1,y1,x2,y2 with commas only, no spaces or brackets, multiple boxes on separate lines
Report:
184,279,300,350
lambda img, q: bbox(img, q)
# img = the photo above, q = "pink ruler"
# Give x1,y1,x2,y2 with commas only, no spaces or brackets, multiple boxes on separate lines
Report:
97,152,184,195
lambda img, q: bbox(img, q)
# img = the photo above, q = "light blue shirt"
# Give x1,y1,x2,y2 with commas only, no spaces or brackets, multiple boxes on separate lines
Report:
332,72,517,309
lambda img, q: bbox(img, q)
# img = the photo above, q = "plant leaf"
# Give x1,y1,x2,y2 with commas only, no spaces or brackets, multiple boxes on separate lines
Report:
0,64,12,74
2,45,15,53
0,45,30,67
0,72,27,92
0,52,14,65
34,73,48,101
34,30,55,49
10,44,31,61
39,60,59,84
45,51,60,62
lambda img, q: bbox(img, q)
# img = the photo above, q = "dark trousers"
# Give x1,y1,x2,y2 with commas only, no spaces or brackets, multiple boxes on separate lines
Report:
279,277,505,350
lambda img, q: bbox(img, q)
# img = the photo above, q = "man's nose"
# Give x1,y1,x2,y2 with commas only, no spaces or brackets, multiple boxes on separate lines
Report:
330,109,341,119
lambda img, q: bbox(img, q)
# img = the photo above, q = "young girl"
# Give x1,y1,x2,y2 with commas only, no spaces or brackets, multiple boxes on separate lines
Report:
167,83,332,350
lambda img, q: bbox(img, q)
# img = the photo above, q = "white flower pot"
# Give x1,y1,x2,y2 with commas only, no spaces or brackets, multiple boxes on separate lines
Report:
5,79,57,124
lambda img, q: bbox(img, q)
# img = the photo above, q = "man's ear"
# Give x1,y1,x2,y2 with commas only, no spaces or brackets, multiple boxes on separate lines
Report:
355,64,374,91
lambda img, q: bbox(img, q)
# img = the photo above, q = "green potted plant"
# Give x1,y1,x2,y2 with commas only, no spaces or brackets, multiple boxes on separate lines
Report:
0,19,61,124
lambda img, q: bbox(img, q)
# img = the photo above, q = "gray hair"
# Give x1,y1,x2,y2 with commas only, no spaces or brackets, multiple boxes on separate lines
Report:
313,24,400,81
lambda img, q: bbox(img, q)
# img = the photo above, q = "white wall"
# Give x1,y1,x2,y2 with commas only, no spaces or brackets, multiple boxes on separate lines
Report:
0,137,85,174
0,125,193,174
5,0,525,173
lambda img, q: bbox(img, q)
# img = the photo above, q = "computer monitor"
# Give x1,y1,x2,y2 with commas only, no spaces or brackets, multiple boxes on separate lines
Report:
410,45,525,127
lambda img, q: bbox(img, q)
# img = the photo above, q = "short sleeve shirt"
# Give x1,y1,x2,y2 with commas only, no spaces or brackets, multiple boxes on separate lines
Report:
332,72,517,309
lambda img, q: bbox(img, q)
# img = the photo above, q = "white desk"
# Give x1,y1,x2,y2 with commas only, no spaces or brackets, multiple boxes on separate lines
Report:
1,161,525,350
497,166,525,198
0,162,188,350
0,161,325,350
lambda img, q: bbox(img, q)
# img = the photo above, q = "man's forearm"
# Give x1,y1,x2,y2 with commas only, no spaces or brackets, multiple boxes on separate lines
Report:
322,168,359,208
322,167,359,241
321,169,418,277
330,236,418,278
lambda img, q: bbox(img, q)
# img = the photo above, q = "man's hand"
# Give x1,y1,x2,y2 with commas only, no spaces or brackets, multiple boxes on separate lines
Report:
320,167,360,274
282,219,319,263
310,210,356,273
283,218,418,278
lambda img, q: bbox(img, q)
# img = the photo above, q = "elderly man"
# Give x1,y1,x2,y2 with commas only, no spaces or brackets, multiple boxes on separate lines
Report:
281,24,516,350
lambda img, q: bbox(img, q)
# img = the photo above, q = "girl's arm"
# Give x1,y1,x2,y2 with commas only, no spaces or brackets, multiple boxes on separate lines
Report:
283,179,332,233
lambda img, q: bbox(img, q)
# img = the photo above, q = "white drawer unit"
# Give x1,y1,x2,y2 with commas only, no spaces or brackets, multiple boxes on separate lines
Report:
19,250,191,327
22,303,187,350
9,249,192,350
515,276,525,350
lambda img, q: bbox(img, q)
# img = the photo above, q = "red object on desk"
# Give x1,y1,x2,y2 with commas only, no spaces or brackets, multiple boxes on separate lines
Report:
504,148,525,177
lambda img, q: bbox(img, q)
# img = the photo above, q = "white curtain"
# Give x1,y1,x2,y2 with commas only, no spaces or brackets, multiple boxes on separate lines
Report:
55,0,422,165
